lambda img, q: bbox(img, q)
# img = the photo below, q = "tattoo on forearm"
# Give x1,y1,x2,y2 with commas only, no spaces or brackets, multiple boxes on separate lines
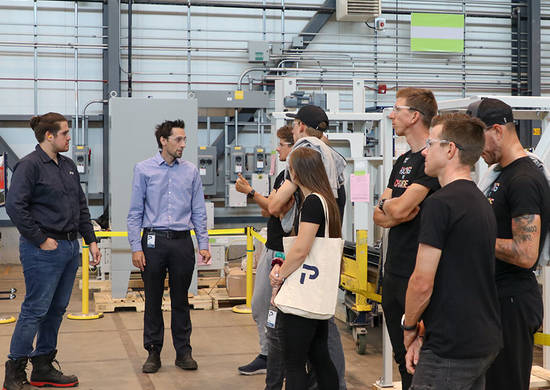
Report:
496,214,540,266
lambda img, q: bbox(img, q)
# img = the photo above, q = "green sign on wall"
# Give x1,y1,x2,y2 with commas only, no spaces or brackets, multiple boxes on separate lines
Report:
411,13,464,53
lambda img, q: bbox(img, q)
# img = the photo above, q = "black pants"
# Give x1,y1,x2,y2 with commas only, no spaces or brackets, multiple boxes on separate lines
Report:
266,308,285,390
279,312,339,390
381,272,412,390
485,287,543,390
141,233,195,356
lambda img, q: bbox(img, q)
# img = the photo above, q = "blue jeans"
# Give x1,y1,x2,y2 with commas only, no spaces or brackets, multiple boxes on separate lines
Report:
411,349,498,390
9,237,80,359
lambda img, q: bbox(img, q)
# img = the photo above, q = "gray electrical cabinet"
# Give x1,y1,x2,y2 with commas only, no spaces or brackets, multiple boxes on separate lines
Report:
198,146,217,195
247,41,269,63
252,146,266,173
109,98,199,298
73,146,89,182
230,146,245,182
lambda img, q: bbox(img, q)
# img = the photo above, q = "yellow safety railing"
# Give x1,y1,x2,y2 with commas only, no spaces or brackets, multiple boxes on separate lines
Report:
535,332,550,346
68,240,103,320
69,228,248,320
233,227,266,314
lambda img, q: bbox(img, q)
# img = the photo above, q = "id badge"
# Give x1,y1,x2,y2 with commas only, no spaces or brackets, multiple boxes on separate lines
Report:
146,234,156,248
266,309,277,328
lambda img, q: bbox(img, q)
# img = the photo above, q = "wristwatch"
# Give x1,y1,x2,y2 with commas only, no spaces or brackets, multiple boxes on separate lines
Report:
401,314,417,331
247,189,256,198
378,198,387,214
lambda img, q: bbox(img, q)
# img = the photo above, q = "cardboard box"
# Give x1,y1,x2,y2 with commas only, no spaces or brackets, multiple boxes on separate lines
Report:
226,268,256,297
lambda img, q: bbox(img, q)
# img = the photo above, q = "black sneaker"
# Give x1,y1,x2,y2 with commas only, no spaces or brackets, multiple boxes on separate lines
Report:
175,353,197,371
238,354,267,375
142,347,161,374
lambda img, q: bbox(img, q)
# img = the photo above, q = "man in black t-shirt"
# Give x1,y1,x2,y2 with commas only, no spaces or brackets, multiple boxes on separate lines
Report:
235,125,293,386
469,98,549,390
403,113,502,389
373,88,439,390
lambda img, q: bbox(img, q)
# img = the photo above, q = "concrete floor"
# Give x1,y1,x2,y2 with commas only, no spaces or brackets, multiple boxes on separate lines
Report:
0,265,400,390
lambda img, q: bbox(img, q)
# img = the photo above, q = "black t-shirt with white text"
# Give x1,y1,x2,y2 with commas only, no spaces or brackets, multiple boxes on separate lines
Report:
265,170,288,251
486,156,550,297
419,180,502,359
385,150,440,278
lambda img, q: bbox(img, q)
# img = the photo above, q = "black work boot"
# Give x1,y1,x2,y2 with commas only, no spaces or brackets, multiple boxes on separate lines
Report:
29,350,78,388
142,346,161,374
175,352,197,371
3,358,37,390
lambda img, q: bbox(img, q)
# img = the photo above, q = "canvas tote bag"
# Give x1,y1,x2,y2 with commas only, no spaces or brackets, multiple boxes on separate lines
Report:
274,193,344,320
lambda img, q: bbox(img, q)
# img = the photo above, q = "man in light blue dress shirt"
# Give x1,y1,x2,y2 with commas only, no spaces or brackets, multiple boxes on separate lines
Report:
127,119,211,374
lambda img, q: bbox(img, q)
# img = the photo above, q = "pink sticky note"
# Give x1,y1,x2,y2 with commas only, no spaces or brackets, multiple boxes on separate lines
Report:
269,153,277,176
350,173,370,203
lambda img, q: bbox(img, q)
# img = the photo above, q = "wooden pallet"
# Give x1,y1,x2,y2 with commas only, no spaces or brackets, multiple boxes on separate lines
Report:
209,287,246,310
198,276,226,289
372,382,401,390
530,366,550,389
93,291,145,313
161,289,213,311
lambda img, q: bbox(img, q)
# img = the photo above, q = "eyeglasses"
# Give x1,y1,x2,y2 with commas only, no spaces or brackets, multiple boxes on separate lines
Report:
393,105,426,116
278,142,293,147
168,136,186,144
426,138,464,151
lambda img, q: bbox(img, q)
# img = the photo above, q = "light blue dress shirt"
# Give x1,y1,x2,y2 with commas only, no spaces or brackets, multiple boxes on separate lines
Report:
127,152,209,252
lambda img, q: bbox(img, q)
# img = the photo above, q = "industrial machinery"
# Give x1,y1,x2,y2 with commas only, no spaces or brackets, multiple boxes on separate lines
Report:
341,239,382,354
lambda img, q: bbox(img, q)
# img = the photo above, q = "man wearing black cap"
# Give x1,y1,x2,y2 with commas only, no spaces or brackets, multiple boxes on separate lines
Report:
373,88,440,390
468,98,550,390
268,104,348,390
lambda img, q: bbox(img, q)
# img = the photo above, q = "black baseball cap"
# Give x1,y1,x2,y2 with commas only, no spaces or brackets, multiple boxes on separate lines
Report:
286,105,329,131
466,98,514,128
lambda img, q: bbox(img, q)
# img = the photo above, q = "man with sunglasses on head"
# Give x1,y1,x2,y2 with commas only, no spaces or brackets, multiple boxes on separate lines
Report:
234,125,294,388
468,98,550,390
127,120,211,374
373,88,440,390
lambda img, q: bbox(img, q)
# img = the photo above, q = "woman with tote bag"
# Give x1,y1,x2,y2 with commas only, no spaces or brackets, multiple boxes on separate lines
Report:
269,148,344,390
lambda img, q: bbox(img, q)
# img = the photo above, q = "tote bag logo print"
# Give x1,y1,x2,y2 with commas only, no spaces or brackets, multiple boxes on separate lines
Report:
274,193,344,320
300,264,319,284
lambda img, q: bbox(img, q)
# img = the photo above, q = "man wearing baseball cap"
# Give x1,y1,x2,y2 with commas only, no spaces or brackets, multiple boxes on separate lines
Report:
268,104,348,390
468,98,550,390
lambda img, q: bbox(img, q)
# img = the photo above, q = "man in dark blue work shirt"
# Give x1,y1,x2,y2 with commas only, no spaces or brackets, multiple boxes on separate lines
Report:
127,119,210,374
4,112,101,390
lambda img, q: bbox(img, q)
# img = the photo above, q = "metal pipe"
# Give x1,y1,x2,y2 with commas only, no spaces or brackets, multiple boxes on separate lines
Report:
207,116,211,145
262,0,267,41
74,1,79,146
82,99,108,147
234,108,239,145
281,0,285,46
257,110,261,145
128,0,133,97
187,1,192,92
33,0,38,115
224,116,229,178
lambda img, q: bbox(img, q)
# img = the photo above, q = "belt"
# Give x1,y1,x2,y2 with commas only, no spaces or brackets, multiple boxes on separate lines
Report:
45,231,78,241
143,228,190,240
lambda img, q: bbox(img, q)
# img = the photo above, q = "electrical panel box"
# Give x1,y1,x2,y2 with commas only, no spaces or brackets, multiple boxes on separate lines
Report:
198,146,217,195
252,174,270,197
230,146,245,182
73,146,89,182
248,41,270,63
228,185,247,207
252,146,266,173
